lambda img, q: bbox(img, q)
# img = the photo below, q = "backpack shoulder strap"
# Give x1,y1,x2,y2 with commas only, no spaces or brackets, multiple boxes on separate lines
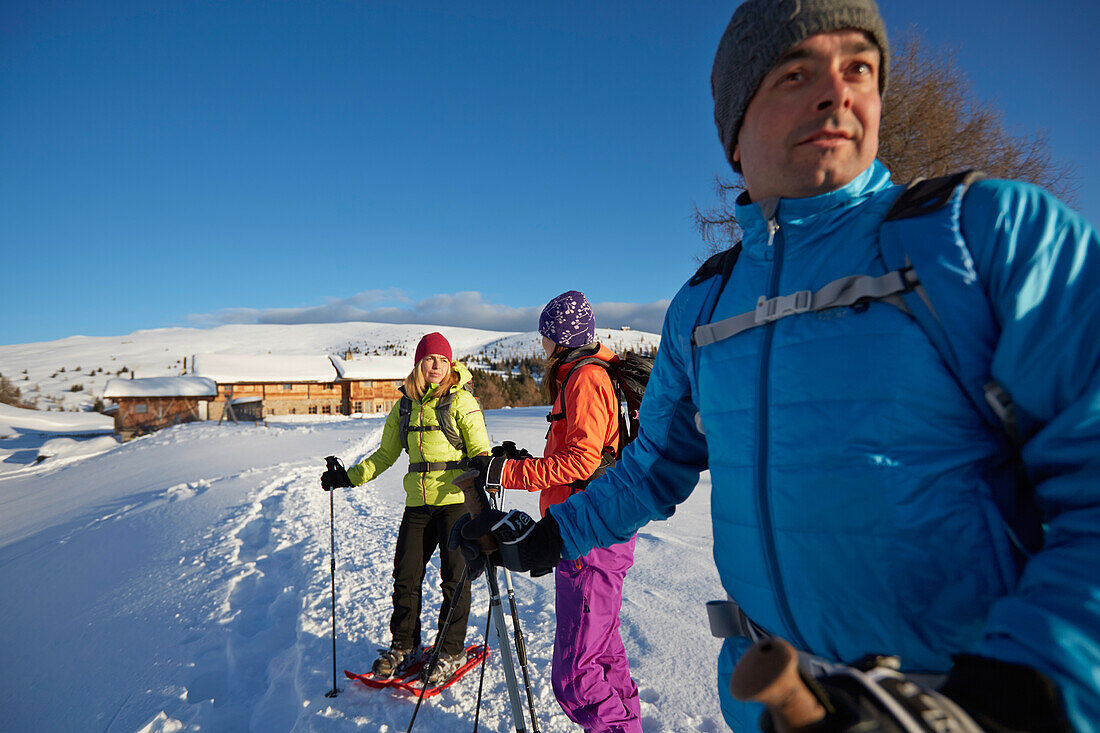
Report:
879,170,1042,555
878,171,1008,435
690,243,741,286
884,170,987,222
434,389,465,452
690,243,743,333
398,394,413,453
546,357,610,427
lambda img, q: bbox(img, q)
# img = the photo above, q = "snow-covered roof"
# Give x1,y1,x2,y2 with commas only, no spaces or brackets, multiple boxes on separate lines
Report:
329,355,410,381
103,376,218,398
191,354,338,383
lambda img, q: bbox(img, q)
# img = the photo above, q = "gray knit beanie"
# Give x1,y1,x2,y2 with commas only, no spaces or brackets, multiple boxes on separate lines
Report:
712,0,889,170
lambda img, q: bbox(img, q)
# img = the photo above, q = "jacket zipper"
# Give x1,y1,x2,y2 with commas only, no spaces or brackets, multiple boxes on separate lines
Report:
418,399,427,504
756,216,810,651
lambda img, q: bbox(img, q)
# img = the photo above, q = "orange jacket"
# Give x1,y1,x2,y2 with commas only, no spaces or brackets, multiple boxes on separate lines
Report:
500,344,620,516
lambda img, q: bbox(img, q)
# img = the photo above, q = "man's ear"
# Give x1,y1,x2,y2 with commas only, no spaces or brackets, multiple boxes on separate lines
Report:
732,141,741,165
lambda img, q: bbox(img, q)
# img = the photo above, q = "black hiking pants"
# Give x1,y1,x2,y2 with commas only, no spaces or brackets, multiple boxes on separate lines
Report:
389,503,470,657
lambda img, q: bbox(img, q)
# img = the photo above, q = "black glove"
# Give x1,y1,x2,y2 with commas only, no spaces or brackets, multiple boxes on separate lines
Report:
462,454,507,493
939,654,1073,733
492,441,532,460
320,456,353,491
448,509,563,579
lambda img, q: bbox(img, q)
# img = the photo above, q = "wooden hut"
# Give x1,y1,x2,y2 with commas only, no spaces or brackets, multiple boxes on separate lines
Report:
103,376,217,440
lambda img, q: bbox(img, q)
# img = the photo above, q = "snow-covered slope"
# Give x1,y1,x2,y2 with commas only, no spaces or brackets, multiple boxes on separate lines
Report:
0,409,723,732
0,322,660,413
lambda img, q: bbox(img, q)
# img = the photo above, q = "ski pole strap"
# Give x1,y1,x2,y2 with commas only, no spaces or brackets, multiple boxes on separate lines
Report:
408,460,463,473
483,456,506,493
692,268,918,347
707,598,772,643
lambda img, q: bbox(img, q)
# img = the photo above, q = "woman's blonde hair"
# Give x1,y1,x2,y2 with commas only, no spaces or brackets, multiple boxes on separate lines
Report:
404,356,459,401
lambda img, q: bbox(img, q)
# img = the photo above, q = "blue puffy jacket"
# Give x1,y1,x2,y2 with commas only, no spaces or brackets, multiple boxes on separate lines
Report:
549,161,1100,731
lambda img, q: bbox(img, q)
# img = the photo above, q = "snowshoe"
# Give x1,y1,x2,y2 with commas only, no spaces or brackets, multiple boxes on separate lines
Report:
371,645,415,679
345,643,488,698
419,650,467,686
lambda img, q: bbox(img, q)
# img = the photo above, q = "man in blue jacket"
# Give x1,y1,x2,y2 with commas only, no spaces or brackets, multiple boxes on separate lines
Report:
455,0,1099,730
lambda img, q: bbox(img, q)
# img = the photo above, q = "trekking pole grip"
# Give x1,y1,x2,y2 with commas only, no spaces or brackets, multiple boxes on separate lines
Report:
730,637,826,731
453,469,498,553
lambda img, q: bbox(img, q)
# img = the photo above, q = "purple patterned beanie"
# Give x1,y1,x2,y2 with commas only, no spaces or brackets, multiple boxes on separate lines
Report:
538,290,596,348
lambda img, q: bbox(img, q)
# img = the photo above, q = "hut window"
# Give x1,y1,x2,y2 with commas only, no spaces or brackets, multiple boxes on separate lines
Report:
322,405,331,414
309,406,318,415
283,384,294,391
135,404,147,413
353,402,363,413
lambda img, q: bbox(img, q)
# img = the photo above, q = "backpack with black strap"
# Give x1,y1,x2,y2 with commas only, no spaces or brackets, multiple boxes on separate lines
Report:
545,344,654,491
397,383,474,473
688,170,1042,558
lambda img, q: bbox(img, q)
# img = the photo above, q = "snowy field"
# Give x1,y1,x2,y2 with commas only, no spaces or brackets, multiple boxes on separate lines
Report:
0,405,725,732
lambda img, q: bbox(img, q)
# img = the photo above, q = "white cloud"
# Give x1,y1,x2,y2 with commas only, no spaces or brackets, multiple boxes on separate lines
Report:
186,291,670,334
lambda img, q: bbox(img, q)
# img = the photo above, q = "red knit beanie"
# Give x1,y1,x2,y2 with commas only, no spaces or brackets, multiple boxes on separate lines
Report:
414,332,452,364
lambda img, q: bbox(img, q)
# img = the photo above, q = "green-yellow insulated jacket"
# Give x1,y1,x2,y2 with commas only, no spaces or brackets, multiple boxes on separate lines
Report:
347,361,490,507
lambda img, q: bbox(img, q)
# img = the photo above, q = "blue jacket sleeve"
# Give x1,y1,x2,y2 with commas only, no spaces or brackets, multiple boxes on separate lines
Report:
550,284,710,559
963,180,1100,727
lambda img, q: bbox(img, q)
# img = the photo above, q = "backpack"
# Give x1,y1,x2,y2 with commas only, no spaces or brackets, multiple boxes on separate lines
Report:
546,346,655,490
397,384,472,454
688,171,1042,557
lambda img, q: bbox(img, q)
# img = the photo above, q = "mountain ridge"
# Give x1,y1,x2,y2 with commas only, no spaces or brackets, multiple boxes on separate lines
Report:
0,321,660,413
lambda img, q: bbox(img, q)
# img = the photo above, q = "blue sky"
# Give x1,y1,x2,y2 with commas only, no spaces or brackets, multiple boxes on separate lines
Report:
2,0,1097,345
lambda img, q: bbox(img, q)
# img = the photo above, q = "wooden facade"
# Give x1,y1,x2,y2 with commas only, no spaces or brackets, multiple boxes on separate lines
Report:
207,382,347,419
205,379,404,418
114,396,209,439
343,378,404,415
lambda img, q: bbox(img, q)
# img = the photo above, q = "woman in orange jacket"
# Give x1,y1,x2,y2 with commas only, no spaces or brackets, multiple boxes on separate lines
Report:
489,291,642,733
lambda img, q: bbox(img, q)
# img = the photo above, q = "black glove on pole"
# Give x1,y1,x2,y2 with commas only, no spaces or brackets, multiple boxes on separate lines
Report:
492,441,533,460
448,507,563,579
320,458,352,491
322,456,344,697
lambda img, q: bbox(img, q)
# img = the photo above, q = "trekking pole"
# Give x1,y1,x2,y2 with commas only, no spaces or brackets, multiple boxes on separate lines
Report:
472,597,494,732
323,456,343,698
492,491,541,732
406,565,471,732
486,566,528,731
455,469,529,733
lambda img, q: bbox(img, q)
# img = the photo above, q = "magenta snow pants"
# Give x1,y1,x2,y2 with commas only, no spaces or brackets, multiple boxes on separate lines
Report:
552,536,642,733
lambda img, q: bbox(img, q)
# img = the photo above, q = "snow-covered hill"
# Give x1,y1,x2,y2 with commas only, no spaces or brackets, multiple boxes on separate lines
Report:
0,408,724,732
0,322,660,413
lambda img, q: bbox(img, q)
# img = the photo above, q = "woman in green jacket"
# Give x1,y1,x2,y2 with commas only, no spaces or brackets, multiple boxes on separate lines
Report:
322,332,490,684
